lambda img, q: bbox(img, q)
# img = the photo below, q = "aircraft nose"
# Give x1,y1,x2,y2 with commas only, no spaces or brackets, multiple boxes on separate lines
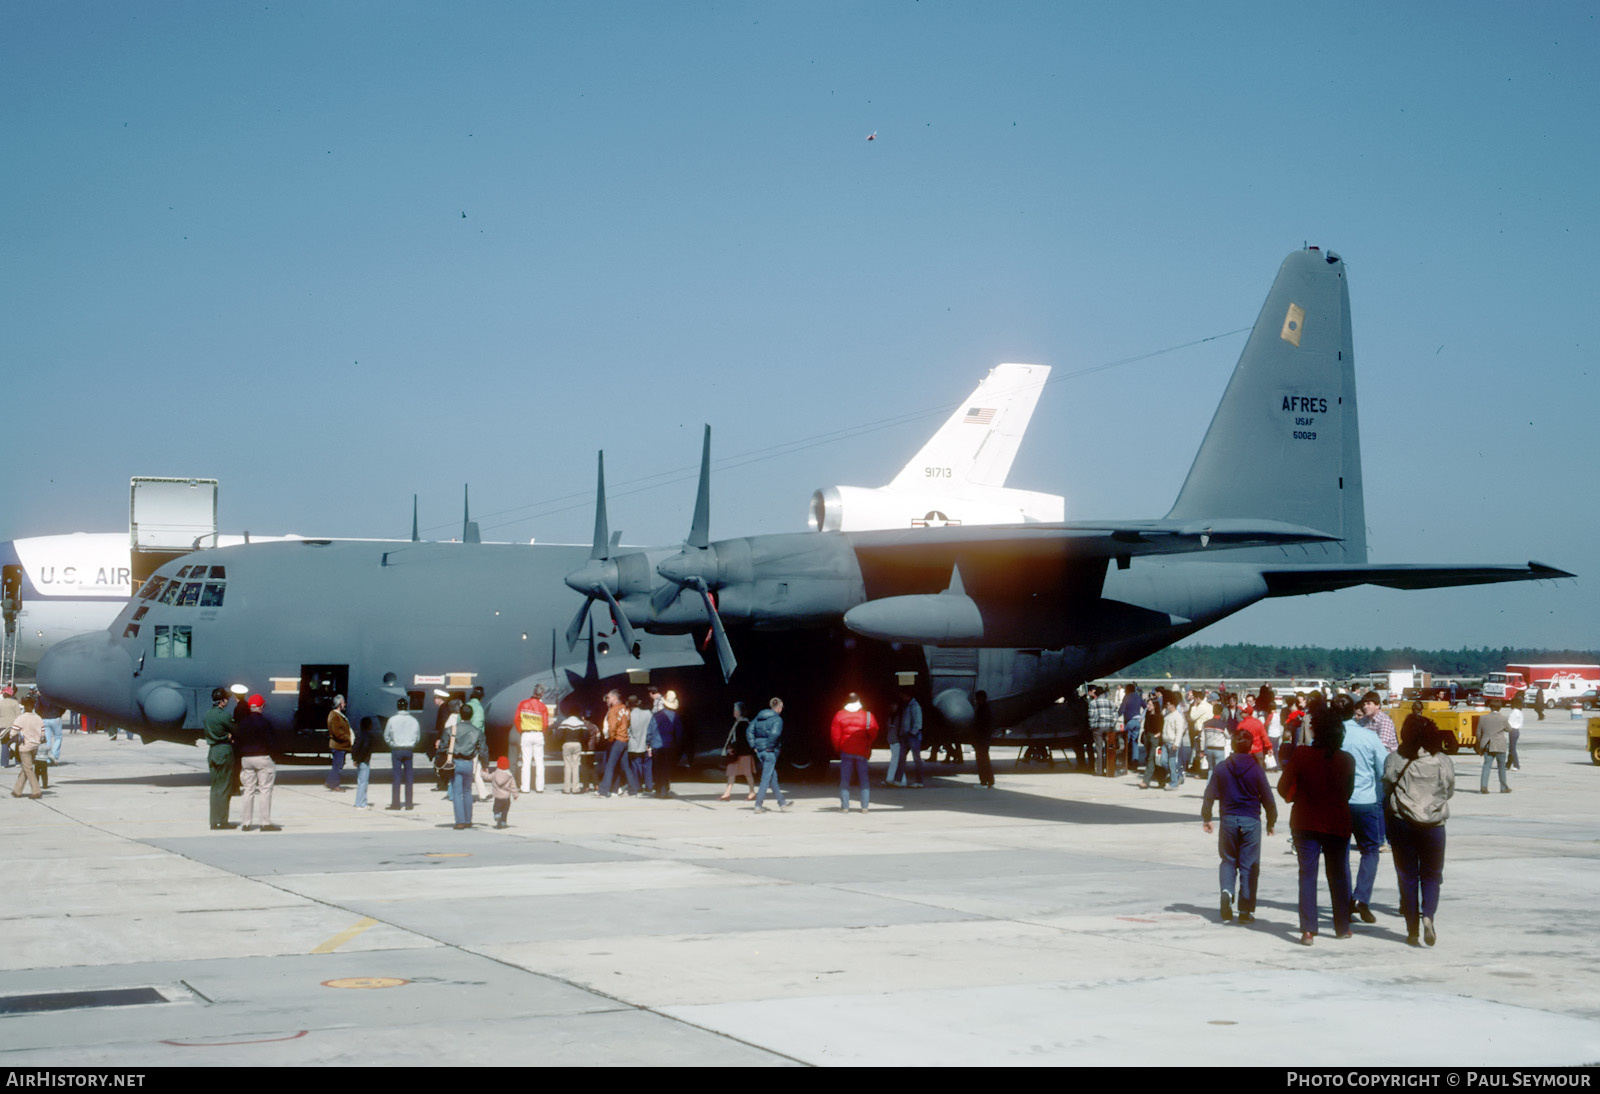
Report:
37,632,137,725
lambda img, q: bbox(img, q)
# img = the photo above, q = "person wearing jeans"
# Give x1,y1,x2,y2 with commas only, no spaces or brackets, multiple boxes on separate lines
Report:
383,698,421,811
749,698,789,812
1202,730,1279,924
1340,699,1389,924
1475,702,1512,794
1279,706,1356,945
830,693,877,813
449,715,488,829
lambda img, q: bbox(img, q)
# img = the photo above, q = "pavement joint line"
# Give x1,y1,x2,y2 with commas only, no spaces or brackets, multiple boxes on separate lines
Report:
93,812,807,1061
311,916,382,954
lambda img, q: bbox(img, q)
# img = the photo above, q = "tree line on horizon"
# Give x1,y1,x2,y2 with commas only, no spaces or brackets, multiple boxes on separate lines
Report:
1119,645,1600,680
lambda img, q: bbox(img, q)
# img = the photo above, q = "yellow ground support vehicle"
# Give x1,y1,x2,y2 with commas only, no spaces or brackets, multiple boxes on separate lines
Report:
1380,701,1484,754
1587,717,1600,766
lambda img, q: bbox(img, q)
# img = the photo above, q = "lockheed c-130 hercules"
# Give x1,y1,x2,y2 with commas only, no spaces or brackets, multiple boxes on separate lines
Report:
38,247,1572,763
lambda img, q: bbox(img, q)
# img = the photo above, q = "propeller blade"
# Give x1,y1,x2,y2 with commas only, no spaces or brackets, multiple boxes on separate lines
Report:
691,578,736,681
687,424,711,549
651,579,683,614
462,484,481,544
594,583,638,655
589,452,609,561
565,596,594,651
411,495,419,542
609,530,623,553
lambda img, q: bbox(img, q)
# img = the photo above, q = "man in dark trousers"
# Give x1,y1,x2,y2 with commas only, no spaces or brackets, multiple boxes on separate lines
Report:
646,690,685,799
1201,729,1278,924
203,688,237,830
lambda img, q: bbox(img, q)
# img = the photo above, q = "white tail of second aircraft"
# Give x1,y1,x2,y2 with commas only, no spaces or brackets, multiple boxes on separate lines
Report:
809,363,1064,532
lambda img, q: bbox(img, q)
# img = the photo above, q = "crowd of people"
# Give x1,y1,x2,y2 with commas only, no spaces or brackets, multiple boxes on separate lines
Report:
5,673,1527,949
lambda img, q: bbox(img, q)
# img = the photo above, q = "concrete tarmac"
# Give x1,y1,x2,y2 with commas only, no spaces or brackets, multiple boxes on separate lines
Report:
2,714,1598,1066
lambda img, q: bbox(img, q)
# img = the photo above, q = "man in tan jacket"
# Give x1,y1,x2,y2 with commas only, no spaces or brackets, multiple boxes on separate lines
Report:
8,694,45,799
327,695,352,791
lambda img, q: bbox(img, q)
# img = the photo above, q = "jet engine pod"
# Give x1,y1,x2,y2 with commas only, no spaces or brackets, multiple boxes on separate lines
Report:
843,594,985,645
137,680,188,726
808,486,843,533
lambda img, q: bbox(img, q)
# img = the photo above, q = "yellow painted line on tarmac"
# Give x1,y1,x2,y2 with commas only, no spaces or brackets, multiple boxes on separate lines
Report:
311,916,380,954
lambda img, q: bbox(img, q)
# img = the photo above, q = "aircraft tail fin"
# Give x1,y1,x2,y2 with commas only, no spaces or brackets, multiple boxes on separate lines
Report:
1166,248,1366,563
889,363,1049,490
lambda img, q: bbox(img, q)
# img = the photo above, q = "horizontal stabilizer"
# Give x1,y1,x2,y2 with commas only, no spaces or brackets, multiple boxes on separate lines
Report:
1261,561,1574,597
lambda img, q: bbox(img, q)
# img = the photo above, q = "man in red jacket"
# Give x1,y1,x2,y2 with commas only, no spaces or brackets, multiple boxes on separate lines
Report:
830,692,878,813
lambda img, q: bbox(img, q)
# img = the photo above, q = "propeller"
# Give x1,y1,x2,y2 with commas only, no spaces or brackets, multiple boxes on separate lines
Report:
653,425,737,681
562,452,639,654
564,609,602,690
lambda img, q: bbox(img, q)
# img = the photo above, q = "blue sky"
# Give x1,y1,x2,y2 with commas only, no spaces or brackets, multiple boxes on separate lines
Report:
3,1,1594,649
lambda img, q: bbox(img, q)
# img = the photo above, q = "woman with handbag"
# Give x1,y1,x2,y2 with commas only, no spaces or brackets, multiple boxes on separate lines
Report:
1383,709,1455,946
719,702,758,802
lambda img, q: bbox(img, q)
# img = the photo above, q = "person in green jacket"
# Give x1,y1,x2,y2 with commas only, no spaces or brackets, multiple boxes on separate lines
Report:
203,688,237,830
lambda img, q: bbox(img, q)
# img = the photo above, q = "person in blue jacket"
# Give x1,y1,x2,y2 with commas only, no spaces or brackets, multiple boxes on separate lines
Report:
748,698,789,813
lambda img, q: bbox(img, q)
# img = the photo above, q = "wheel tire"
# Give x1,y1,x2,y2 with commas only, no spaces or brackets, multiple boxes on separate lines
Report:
1590,742,1600,766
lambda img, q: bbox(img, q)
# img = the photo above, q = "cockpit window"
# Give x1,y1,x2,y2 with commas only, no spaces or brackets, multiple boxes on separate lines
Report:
209,566,227,579
139,577,167,600
178,582,202,606
122,624,140,638
133,606,148,621
200,583,225,607
158,581,183,605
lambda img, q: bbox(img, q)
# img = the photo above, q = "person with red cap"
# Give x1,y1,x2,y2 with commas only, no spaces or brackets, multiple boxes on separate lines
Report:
489,756,520,828
235,694,280,831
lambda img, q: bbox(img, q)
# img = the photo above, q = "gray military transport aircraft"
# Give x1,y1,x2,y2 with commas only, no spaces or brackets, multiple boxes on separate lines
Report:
37,247,1571,765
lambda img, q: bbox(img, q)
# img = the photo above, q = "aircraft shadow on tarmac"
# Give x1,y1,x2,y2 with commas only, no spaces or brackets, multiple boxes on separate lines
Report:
62,766,1187,826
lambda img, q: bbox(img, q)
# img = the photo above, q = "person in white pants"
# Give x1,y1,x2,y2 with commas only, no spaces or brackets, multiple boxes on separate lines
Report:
514,685,550,793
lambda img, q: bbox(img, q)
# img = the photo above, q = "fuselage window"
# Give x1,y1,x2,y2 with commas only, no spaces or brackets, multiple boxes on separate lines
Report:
200,583,225,607
178,582,202,606
139,577,167,600
158,582,183,605
209,566,227,579
153,625,192,659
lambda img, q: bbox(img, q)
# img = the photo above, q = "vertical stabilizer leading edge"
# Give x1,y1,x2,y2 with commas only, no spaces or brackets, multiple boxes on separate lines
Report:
1166,247,1366,563
889,363,1050,490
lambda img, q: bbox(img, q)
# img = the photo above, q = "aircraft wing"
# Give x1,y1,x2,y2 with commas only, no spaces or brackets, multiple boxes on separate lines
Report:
1259,561,1574,596
848,518,1340,562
